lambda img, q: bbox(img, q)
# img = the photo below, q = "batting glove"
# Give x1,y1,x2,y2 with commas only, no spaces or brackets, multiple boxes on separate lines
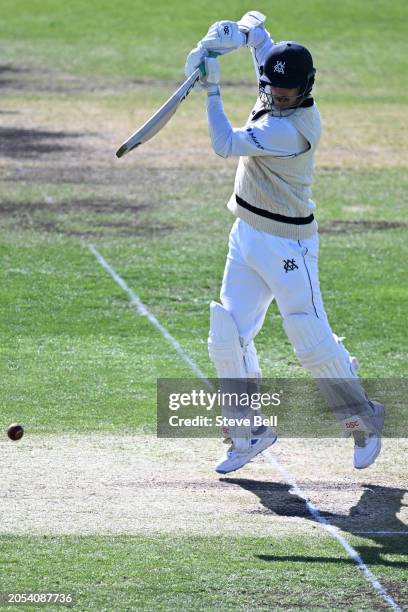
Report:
199,21,245,55
238,10,270,48
200,57,221,95
185,46,208,78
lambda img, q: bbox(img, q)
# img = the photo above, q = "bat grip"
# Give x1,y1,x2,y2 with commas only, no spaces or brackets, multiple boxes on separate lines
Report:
199,50,220,77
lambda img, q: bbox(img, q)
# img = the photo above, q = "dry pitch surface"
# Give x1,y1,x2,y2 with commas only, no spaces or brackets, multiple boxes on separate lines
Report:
1,435,407,537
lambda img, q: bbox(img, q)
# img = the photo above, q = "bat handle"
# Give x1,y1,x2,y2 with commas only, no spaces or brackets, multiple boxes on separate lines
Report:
198,50,220,77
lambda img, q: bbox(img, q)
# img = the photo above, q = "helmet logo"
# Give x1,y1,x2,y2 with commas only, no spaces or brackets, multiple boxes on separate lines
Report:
273,60,285,74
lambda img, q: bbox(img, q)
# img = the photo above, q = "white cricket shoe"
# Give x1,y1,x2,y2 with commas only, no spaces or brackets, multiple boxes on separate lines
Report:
353,400,385,469
215,427,277,475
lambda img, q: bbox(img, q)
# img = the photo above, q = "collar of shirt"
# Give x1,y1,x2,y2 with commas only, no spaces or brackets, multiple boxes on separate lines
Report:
251,97,314,122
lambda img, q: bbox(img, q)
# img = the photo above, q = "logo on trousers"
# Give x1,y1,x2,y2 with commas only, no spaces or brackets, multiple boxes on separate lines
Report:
283,259,298,273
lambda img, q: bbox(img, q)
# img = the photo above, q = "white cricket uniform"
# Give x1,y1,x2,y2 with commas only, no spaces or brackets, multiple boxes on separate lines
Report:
205,26,380,466
206,35,326,349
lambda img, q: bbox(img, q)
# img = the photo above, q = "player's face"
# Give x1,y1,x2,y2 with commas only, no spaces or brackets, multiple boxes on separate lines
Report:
270,86,301,109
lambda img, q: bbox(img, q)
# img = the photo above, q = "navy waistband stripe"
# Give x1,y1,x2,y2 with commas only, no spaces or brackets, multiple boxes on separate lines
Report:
235,195,315,226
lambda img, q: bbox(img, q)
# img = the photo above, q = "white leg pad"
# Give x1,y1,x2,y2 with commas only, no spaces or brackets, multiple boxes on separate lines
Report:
283,314,356,378
208,301,246,378
208,302,252,450
283,313,375,432
332,333,359,377
243,340,262,379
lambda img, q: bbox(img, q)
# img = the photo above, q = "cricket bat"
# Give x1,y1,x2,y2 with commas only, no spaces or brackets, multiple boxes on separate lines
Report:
116,52,218,159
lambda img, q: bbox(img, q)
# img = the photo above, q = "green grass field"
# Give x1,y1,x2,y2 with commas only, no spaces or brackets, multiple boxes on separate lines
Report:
0,1,407,610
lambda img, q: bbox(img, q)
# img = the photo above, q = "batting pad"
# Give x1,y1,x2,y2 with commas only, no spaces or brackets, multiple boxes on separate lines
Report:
208,302,253,450
283,313,377,431
243,339,262,379
208,301,247,378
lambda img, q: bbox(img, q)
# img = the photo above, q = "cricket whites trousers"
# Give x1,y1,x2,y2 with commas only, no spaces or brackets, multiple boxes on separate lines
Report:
220,217,328,348
212,218,383,467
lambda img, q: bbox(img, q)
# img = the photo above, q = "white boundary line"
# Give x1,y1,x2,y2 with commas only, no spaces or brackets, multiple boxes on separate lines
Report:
351,531,408,536
88,244,402,612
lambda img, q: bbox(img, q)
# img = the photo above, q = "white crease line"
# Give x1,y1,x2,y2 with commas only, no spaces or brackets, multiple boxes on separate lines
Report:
351,531,408,536
263,451,402,612
88,243,402,612
88,244,210,383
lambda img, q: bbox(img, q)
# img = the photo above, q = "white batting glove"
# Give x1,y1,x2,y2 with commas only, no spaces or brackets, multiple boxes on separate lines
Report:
199,21,245,55
238,10,269,48
185,46,208,78
200,57,220,94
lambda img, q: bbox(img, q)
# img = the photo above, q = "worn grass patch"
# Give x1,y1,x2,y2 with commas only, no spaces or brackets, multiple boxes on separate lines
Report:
1,83,407,171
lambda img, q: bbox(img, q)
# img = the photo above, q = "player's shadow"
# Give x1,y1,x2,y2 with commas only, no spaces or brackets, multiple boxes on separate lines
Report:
221,478,408,568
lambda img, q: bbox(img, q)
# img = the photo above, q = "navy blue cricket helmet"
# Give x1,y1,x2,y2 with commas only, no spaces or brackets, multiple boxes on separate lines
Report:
259,41,316,110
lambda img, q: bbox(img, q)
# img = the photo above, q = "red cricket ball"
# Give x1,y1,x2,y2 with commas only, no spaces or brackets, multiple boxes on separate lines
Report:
7,423,24,441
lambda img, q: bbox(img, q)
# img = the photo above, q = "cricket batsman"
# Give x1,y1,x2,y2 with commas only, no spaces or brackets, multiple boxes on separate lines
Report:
185,12,385,474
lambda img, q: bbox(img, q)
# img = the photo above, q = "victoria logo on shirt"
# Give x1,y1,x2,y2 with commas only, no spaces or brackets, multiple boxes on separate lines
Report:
273,61,285,74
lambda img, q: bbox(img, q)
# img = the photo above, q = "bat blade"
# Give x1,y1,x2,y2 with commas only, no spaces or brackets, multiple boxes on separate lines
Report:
116,68,200,159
